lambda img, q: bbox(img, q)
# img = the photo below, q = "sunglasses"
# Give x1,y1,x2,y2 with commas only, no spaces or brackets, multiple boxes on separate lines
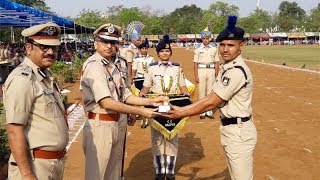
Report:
31,42,59,52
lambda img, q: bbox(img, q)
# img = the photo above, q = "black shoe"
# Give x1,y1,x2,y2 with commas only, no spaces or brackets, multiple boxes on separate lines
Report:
155,174,165,180
200,115,205,119
166,174,175,180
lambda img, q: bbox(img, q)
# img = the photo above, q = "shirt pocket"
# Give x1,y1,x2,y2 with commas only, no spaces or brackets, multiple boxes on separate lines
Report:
43,94,62,118
198,51,206,60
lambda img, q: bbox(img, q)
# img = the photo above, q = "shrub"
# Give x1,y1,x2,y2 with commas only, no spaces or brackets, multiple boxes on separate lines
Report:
64,69,76,83
0,100,9,165
73,56,83,75
0,128,9,164
50,61,68,75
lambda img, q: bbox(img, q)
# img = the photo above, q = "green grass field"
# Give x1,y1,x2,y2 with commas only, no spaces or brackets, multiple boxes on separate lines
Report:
242,45,320,70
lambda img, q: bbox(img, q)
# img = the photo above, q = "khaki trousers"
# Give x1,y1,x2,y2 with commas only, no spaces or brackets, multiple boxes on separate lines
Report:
8,154,65,180
83,114,127,180
198,68,215,100
151,127,178,156
220,120,257,180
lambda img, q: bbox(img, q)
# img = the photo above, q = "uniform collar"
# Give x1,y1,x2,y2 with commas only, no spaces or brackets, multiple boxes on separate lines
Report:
159,61,172,67
94,52,111,66
221,55,244,70
23,56,52,82
201,43,212,48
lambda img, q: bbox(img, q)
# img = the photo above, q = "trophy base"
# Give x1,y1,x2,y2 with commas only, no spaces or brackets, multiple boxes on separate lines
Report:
158,105,171,113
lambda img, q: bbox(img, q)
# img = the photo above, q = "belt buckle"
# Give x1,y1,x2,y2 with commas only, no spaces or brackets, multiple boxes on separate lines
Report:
206,64,210,68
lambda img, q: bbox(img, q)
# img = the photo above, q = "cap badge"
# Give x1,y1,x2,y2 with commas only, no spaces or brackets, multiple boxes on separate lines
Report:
47,26,55,36
108,25,115,34
228,33,234,38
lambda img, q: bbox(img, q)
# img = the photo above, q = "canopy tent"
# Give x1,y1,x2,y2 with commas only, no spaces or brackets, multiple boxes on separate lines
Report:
141,35,159,41
268,32,287,38
287,32,306,39
0,0,94,34
305,32,319,37
250,33,270,40
177,34,196,41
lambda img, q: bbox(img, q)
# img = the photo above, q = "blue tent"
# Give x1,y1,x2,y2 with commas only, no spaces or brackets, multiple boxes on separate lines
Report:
0,0,74,27
0,0,94,34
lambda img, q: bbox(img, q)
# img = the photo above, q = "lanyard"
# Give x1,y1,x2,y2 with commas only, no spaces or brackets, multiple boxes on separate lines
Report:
102,59,124,101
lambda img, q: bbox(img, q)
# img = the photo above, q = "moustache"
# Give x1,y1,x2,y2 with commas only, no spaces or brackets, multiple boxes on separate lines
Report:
43,54,56,59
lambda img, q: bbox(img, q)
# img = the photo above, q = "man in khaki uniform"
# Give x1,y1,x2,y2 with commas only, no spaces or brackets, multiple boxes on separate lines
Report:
164,16,257,180
140,35,189,180
3,22,68,180
80,23,165,180
194,27,220,119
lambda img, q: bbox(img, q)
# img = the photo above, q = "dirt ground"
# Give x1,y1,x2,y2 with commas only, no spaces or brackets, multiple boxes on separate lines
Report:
63,48,320,180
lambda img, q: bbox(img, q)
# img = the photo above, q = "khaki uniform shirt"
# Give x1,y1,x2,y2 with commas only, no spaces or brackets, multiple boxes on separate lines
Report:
126,44,139,63
212,56,253,118
80,53,132,114
3,57,68,151
132,55,155,77
194,44,219,64
119,46,127,58
113,55,130,88
143,62,186,94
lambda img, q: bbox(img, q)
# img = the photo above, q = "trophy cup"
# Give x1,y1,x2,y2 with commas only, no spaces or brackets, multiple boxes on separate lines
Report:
142,62,148,73
158,76,173,113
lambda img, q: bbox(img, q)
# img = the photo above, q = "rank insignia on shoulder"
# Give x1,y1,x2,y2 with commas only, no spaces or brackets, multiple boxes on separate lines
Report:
21,67,30,76
149,62,158,66
43,88,54,95
222,76,230,86
171,62,180,66
101,59,109,65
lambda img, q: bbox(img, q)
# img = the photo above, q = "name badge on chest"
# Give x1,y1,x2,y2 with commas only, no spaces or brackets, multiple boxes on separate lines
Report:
43,88,54,95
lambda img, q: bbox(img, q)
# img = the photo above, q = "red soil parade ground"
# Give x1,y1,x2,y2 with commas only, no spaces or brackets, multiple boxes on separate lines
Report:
63,48,320,180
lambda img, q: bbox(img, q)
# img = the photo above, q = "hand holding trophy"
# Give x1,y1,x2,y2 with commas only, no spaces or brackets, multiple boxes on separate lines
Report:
158,75,173,113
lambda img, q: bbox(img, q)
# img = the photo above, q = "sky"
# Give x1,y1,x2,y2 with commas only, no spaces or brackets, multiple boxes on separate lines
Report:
46,0,318,18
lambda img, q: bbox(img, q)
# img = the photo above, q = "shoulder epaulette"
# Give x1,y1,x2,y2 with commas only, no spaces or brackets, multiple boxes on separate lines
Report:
171,62,180,66
221,65,248,87
20,65,31,76
149,62,159,66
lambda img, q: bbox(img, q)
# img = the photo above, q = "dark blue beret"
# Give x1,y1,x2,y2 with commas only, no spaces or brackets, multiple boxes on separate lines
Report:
216,16,245,42
156,34,171,52
138,38,149,49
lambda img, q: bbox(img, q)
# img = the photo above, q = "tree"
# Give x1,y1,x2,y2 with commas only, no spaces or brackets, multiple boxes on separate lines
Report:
200,1,239,34
238,8,273,33
305,3,320,31
163,5,203,34
276,1,306,31
11,0,54,13
104,5,124,25
76,9,106,29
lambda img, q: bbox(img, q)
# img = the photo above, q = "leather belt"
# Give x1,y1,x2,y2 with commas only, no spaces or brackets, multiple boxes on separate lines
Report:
221,116,251,126
87,112,119,121
33,149,66,159
198,63,215,68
